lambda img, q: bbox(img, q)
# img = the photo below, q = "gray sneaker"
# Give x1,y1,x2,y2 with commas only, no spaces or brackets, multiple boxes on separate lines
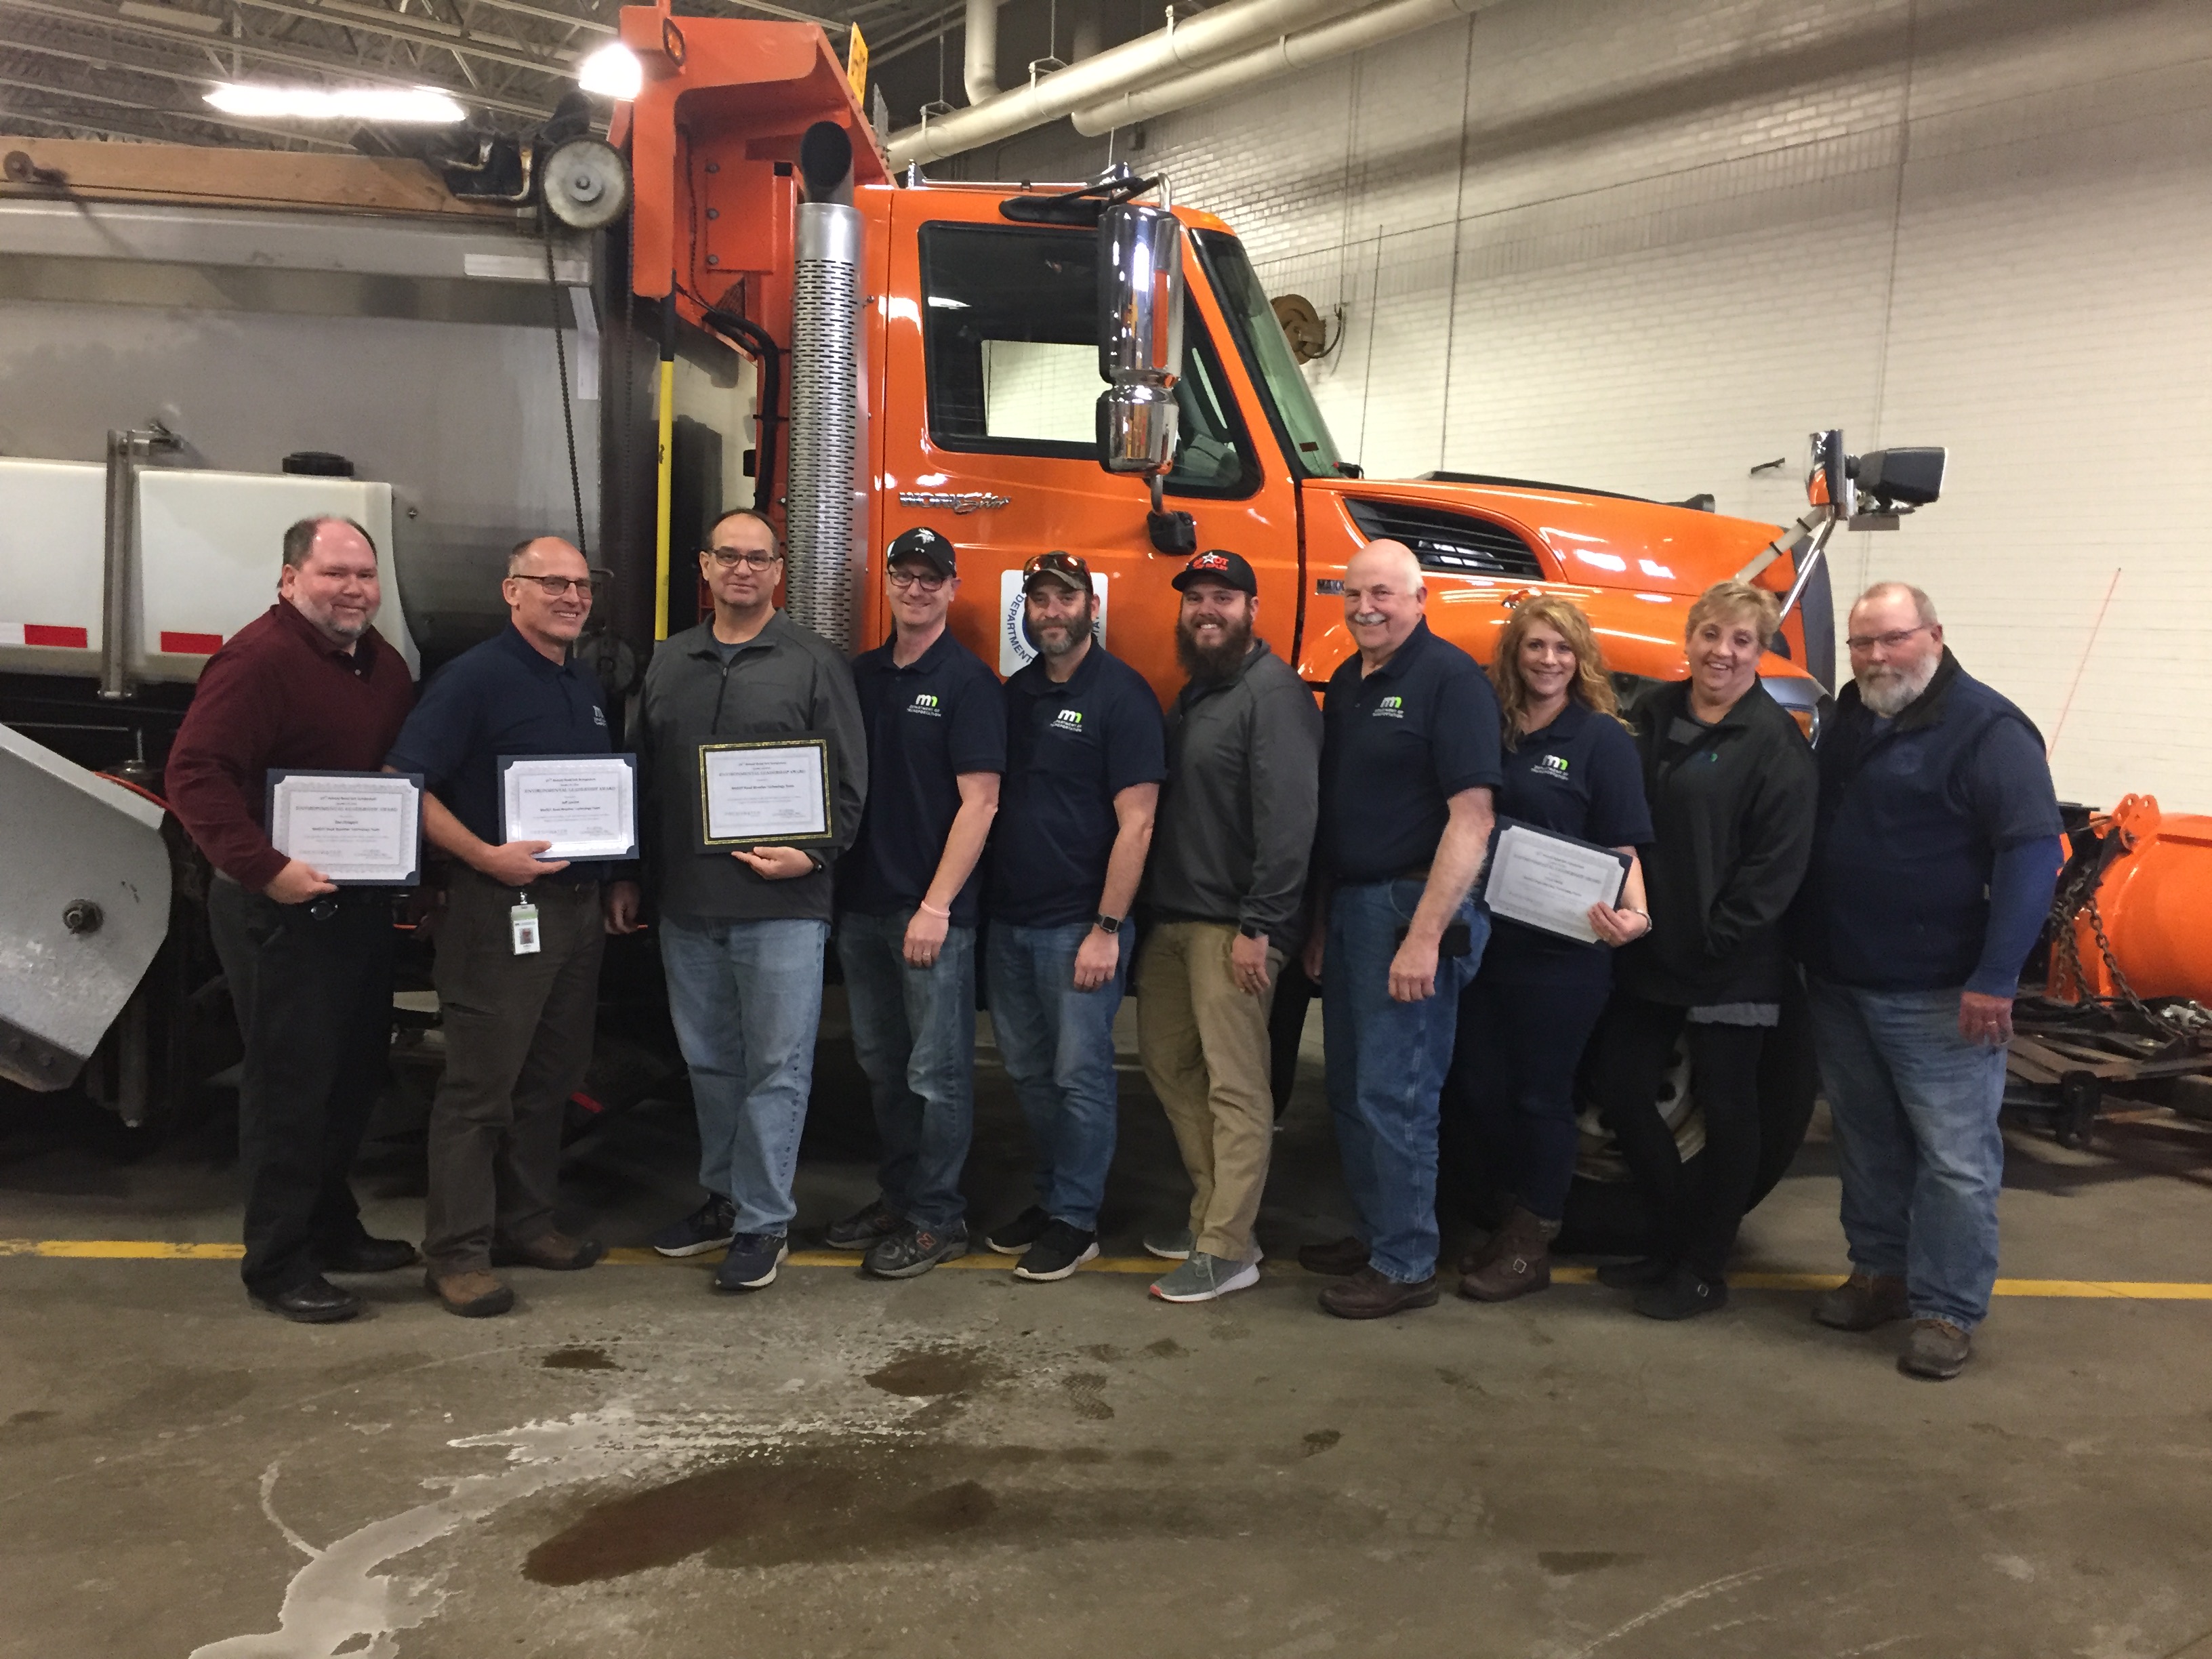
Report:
863,1223,969,1280
1149,1252,1261,1303
1143,1227,1194,1261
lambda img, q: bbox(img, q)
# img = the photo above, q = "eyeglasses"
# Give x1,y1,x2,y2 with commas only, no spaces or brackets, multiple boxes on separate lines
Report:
708,548,782,570
888,567,947,591
510,575,594,598
1845,623,1931,653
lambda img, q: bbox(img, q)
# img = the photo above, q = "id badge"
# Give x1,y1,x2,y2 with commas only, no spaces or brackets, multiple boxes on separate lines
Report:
510,902,541,956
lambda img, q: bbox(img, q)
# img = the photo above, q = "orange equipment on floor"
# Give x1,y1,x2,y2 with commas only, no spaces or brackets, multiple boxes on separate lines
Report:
2046,795,2212,1008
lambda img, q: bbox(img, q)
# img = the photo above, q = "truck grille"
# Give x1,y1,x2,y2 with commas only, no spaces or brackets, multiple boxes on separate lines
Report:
1343,499,1544,579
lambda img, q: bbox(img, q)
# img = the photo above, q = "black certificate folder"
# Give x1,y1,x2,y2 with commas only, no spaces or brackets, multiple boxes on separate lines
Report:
264,769,424,887
695,737,838,851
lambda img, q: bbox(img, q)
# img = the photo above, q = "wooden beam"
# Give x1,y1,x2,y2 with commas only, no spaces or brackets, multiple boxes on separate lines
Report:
0,136,527,217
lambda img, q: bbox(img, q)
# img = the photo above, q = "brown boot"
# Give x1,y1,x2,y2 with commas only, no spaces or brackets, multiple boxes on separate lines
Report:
425,1267,515,1318
1317,1265,1439,1319
491,1231,607,1271
1458,1208,1559,1303
1456,1203,1525,1275
1812,1271,1909,1331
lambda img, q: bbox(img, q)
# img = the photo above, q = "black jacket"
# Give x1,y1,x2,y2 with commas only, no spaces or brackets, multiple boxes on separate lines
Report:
1614,678,1817,1006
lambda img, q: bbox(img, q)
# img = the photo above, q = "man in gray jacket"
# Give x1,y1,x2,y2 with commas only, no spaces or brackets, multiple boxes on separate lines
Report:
1135,550,1323,1302
608,508,866,1294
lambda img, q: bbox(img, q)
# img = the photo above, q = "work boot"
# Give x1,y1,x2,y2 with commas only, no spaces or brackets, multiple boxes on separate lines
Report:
1455,1200,1525,1275
1812,1271,1910,1332
425,1267,515,1318
1318,1265,1439,1320
1297,1235,1370,1276
491,1231,606,1271
1458,1208,1559,1303
1898,1319,1973,1380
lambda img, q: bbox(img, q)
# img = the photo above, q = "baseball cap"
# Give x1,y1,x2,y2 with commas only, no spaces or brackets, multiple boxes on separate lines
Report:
1171,548,1257,596
886,525,957,577
1021,550,1092,595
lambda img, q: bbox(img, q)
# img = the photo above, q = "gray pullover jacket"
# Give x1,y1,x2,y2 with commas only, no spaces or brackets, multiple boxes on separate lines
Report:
636,610,867,924
1143,640,1322,949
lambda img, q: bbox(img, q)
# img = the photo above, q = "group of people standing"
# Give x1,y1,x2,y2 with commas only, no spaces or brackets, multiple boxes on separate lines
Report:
165,508,2062,1382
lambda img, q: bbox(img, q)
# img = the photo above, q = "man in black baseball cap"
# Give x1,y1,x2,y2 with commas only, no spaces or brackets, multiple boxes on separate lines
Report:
885,525,958,579
1168,548,1258,599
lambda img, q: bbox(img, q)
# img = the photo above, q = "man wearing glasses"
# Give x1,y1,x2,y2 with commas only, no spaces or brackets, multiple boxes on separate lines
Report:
1796,582,2063,1380
623,508,867,1294
983,552,1166,1282
823,527,1004,1277
386,536,619,1317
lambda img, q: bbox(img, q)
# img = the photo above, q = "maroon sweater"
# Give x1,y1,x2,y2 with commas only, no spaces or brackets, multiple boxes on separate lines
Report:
167,602,415,889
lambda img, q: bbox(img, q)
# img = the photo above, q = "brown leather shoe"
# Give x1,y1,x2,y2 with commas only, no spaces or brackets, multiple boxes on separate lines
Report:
1812,1271,1909,1332
1898,1318,1972,1380
491,1231,607,1271
1458,1208,1559,1303
425,1267,515,1318
1318,1265,1439,1319
1297,1235,1371,1276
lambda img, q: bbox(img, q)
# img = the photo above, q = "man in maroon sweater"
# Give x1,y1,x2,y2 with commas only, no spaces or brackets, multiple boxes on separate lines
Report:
167,516,417,1322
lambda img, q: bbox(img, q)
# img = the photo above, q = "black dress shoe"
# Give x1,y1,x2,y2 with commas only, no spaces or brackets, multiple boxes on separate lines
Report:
251,1276,365,1324
321,1235,422,1274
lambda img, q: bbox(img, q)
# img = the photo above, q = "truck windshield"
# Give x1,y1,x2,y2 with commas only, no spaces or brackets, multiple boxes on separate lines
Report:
1194,230,1347,478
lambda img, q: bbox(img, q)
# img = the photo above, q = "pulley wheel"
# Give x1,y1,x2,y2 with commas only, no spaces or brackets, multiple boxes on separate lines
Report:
543,138,631,232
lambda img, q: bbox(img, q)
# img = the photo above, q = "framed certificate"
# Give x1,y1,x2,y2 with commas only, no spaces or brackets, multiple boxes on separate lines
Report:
497,753,638,861
266,769,422,886
697,738,835,850
1479,818,1633,945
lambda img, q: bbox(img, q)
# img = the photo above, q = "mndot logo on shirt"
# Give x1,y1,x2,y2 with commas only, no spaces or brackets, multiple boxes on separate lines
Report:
1374,695,1406,719
1536,753,1570,779
908,692,941,717
1052,709,1084,732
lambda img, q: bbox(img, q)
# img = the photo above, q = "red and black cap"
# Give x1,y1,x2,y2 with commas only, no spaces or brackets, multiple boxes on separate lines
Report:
886,526,958,577
1171,548,1256,596
1021,550,1093,595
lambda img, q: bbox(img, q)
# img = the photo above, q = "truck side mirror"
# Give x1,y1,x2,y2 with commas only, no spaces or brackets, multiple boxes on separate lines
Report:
1096,204,1185,487
1807,428,1852,518
1853,446,1946,510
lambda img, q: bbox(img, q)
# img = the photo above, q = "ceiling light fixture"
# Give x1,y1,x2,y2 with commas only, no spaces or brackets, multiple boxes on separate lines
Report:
577,43,643,101
203,83,467,122
118,1,226,35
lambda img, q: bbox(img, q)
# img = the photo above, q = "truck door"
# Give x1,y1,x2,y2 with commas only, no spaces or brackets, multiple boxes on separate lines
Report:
879,199,1298,699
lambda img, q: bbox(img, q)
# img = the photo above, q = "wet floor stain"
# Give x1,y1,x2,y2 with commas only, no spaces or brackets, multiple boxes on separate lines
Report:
1061,1373,1114,1420
864,1347,998,1397
3,1409,57,1430
1538,1550,1641,1576
523,1441,1368,1585
1145,1337,1187,1359
541,1347,621,1372
1302,1429,1342,1457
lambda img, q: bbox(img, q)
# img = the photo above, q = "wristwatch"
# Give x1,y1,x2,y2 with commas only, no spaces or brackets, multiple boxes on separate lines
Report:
1094,912,1122,935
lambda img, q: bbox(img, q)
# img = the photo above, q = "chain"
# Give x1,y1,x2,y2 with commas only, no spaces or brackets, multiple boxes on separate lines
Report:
2048,834,2205,1042
541,207,590,562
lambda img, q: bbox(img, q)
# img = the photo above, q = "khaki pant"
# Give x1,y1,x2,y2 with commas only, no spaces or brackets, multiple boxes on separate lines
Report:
1136,920,1281,1261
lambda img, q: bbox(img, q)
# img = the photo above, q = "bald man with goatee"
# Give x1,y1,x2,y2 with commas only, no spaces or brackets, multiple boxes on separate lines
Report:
1298,540,1504,1319
386,536,624,1317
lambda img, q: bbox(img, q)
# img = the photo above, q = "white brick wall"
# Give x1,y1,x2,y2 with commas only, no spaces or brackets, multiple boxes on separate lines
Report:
962,0,2212,811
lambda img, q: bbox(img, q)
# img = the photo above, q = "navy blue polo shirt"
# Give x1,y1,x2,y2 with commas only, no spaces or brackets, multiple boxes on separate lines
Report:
1319,619,1504,884
1480,699,1654,983
386,622,613,882
990,642,1167,928
843,628,1006,926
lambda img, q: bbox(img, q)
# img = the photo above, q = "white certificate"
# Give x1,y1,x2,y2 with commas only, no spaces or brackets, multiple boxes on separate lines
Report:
498,754,638,860
266,769,422,886
1483,821,1631,944
697,739,833,848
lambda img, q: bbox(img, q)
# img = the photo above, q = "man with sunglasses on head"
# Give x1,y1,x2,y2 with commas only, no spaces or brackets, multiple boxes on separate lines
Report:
386,536,620,1317
621,508,867,1294
824,527,1004,1278
983,551,1166,1282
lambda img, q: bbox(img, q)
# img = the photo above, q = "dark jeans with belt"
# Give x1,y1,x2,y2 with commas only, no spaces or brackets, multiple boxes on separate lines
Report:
208,878,396,1298
1589,991,1766,1279
424,872,604,1274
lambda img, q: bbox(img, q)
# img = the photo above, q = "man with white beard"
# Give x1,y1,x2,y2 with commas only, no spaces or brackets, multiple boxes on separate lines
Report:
1795,582,2063,1380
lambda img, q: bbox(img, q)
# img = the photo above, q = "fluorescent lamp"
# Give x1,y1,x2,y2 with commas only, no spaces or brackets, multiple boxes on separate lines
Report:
119,1,226,35
204,83,466,122
577,43,642,101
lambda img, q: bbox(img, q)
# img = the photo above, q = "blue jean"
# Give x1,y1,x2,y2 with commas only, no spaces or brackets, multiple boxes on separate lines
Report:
1808,977,2007,1330
835,909,978,1231
659,914,830,1236
1324,880,1488,1283
985,920,1132,1233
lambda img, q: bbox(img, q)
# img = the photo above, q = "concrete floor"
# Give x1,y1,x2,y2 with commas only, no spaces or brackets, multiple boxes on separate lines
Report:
3,996,2210,1659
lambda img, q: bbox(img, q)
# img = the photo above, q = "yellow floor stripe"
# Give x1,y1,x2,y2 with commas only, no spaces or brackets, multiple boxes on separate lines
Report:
4,1238,2211,1299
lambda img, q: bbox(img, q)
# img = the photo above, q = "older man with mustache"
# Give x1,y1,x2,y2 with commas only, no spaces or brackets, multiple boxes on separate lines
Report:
1797,582,2063,1380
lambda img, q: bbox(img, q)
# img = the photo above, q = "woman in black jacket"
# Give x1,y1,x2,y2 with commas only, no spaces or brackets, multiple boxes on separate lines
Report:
1591,579,1817,1319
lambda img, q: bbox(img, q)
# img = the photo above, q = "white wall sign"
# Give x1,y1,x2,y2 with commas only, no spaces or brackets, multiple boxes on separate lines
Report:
998,569,1108,675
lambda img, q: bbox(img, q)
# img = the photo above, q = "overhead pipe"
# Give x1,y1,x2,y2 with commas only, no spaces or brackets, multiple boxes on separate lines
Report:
964,0,1002,105
1071,0,1494,136
886,0,1376,166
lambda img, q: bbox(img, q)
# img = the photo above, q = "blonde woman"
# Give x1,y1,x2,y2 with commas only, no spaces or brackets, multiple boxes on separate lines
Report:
1451,596,1653,1303
1589,579,1816,1319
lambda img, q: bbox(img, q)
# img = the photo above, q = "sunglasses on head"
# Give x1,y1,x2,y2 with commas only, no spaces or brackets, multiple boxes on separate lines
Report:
1023,552,1087,579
